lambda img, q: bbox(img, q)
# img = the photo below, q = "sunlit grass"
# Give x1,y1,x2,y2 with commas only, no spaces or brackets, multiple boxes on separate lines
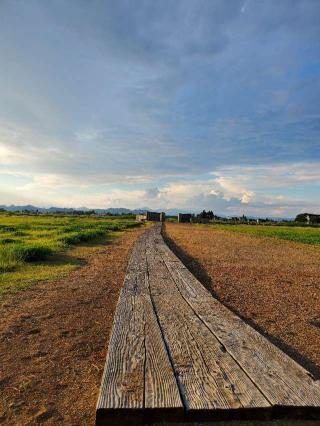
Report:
0,213,141,299
207,224,320,245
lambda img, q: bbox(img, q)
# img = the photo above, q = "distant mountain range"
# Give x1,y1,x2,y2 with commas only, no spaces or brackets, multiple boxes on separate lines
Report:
0,204,187,216
0,204,143,215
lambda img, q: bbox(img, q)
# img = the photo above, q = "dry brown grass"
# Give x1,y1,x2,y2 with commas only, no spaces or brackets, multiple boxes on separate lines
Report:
165,223,320,378
0,226,145,425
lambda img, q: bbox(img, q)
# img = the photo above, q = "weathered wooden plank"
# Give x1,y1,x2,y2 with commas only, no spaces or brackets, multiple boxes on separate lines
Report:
126,232,148,274
145,236,270,412
97,289,145,411
97,231,183,424
144,292,182,410
97,233,148,415
156,229,320,408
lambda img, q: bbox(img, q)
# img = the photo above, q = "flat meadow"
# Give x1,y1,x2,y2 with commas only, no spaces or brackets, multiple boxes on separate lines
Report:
209,223,320,245
165,222,320,375
0,213,141,298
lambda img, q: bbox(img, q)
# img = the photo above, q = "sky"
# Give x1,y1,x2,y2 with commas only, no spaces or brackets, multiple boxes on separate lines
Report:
0,0,320,217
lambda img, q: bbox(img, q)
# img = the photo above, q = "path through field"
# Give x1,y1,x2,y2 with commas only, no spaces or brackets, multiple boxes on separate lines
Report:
96,224,320,424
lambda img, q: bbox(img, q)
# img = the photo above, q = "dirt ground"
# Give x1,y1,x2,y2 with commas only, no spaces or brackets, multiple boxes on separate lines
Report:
165,223,320,378
0,226,145,425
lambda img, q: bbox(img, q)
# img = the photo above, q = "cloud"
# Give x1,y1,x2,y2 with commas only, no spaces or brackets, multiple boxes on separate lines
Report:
212,162,320,189
240,192,254,204
0,1,319,215
145,187,161,199
1,160,319,216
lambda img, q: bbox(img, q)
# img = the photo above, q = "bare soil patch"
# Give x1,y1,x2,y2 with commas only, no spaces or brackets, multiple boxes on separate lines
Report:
165,223,320,378
0,226,145,425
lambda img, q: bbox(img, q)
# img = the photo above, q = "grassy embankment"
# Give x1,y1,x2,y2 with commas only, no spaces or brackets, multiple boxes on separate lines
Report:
0,214,141,298
207,223,320,245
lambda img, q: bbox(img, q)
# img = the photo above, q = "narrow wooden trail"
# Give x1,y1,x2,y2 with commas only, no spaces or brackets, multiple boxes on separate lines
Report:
96,224,320,425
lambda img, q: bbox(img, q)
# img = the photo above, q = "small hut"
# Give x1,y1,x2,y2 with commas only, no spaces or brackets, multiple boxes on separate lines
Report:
146,211,166,222
178,213,193,223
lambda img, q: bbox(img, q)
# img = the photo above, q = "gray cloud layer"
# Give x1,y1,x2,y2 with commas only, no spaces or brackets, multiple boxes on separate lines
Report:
0,0,319,214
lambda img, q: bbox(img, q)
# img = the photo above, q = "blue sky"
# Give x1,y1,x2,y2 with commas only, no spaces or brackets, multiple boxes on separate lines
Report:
0,0,320,216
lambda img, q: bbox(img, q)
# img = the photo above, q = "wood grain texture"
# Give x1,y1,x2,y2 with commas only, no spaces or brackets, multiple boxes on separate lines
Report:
156,228,320,407
97,224,320,425
145,232,270,411
97,231,182,422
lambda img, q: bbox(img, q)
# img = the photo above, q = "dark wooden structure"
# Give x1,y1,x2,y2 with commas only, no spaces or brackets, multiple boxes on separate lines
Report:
136,212,165,222
146,211,165,222
96,224,320,425
178,213,193,223
146,211,160,221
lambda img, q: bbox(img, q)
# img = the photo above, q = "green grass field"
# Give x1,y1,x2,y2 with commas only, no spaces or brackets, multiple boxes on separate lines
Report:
0,214,141,299
210,223,320,245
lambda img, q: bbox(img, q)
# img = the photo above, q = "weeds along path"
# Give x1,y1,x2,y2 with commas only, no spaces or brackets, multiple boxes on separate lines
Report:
0,226,145,426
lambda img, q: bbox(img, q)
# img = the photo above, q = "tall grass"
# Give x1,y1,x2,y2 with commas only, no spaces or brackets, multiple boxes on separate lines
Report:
0,248,19,272
0,214,141,273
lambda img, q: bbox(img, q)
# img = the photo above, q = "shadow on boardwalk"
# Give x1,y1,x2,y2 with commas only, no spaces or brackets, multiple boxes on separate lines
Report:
162,224,320,381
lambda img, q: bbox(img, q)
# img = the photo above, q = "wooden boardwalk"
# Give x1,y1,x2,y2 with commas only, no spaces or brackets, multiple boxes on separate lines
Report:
96,224,320,425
